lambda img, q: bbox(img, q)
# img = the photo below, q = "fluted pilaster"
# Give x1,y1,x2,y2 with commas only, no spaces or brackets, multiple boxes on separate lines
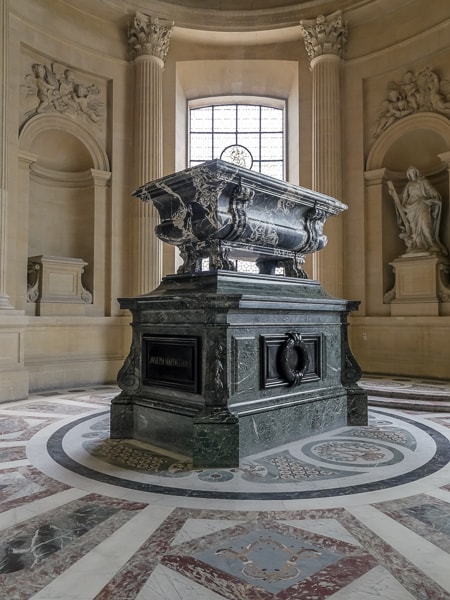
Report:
300,11,347,296
0,0,14,309
129,13,172,295
311,54,342,200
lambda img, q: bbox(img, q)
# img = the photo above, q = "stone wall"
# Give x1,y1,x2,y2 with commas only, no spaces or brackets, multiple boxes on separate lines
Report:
1,0,450,401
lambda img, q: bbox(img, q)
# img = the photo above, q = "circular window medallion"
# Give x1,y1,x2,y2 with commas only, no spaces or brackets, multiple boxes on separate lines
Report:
220,144,253,169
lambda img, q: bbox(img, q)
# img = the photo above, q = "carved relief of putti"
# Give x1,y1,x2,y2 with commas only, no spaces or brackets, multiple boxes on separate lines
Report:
23,62,104,127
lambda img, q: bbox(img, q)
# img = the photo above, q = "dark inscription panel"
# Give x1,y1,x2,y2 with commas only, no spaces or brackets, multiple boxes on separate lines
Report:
143,335,201,393
261,334,321,389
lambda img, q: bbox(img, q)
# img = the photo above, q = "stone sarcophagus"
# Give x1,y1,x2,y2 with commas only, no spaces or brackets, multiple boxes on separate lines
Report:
111,161,367,467
132,159,345,277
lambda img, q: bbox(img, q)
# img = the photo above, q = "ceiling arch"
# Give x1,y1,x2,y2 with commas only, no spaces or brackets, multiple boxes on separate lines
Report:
62,0,380,32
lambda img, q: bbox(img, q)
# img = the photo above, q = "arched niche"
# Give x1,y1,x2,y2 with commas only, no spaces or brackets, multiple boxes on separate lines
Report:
367,112,450,173
364,112,450,316
19,114,111,315
20,113,109,171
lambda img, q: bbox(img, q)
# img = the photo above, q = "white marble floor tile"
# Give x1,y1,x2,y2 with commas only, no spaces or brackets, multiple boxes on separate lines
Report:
427,487,450,503
171,518,244,546
0,409,72,418
0,488,89,530
137,563,227,600
348,504,450,593
284,518,362,545
0,440,27,447
0,469,42,504
0,458,30,469
328,565,419,599
35,398,107,408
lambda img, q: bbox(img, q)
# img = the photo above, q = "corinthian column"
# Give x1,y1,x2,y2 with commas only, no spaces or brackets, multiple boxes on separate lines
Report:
0,0,14,310
128,13,173,295
300,11,347,296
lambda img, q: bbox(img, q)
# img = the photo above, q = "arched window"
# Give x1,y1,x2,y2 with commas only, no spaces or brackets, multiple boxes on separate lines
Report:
189,98,285,180
189,98,286,274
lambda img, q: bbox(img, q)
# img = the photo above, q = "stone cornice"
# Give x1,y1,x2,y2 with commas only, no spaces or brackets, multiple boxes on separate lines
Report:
29,164,95,187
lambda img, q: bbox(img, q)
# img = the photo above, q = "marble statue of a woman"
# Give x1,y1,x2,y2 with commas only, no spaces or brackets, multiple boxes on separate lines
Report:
388,166,448,256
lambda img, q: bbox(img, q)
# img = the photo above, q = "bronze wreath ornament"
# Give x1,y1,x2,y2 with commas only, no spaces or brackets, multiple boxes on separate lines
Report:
279,333,310,386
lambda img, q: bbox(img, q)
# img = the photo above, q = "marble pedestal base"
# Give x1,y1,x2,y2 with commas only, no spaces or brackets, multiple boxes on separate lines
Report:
0,318,28,403
385,254,450,316
111,272,367,468
26,256,93,316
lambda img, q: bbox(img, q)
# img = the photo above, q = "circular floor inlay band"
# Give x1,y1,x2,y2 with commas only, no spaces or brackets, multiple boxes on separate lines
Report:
38,409,450,501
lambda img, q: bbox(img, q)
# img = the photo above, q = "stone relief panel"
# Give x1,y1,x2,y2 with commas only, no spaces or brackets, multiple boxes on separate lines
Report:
374,67,450,138
20,52,106,138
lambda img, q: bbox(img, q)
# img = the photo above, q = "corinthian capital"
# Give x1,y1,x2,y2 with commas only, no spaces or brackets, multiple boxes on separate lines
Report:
300,10,347,62
128,12,173,62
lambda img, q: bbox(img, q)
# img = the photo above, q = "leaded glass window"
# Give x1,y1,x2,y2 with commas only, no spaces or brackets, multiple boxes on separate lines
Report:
189,101,285,180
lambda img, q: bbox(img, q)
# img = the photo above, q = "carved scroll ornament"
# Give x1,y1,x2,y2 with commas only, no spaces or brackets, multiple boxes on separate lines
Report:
117,340,140,393
374,66,450,138
340,304,363,386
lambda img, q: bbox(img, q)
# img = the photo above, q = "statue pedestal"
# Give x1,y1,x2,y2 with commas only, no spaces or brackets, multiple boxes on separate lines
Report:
26,255,92,316
386,254,450,316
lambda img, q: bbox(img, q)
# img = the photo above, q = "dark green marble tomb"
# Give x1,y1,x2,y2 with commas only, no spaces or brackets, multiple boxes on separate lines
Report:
111,161,367,467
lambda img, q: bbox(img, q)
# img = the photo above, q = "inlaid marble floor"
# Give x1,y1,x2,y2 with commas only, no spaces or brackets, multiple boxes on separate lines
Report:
1,383,450,599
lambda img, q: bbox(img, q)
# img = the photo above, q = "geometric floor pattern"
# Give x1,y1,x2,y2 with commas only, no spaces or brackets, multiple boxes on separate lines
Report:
1,383,450,599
